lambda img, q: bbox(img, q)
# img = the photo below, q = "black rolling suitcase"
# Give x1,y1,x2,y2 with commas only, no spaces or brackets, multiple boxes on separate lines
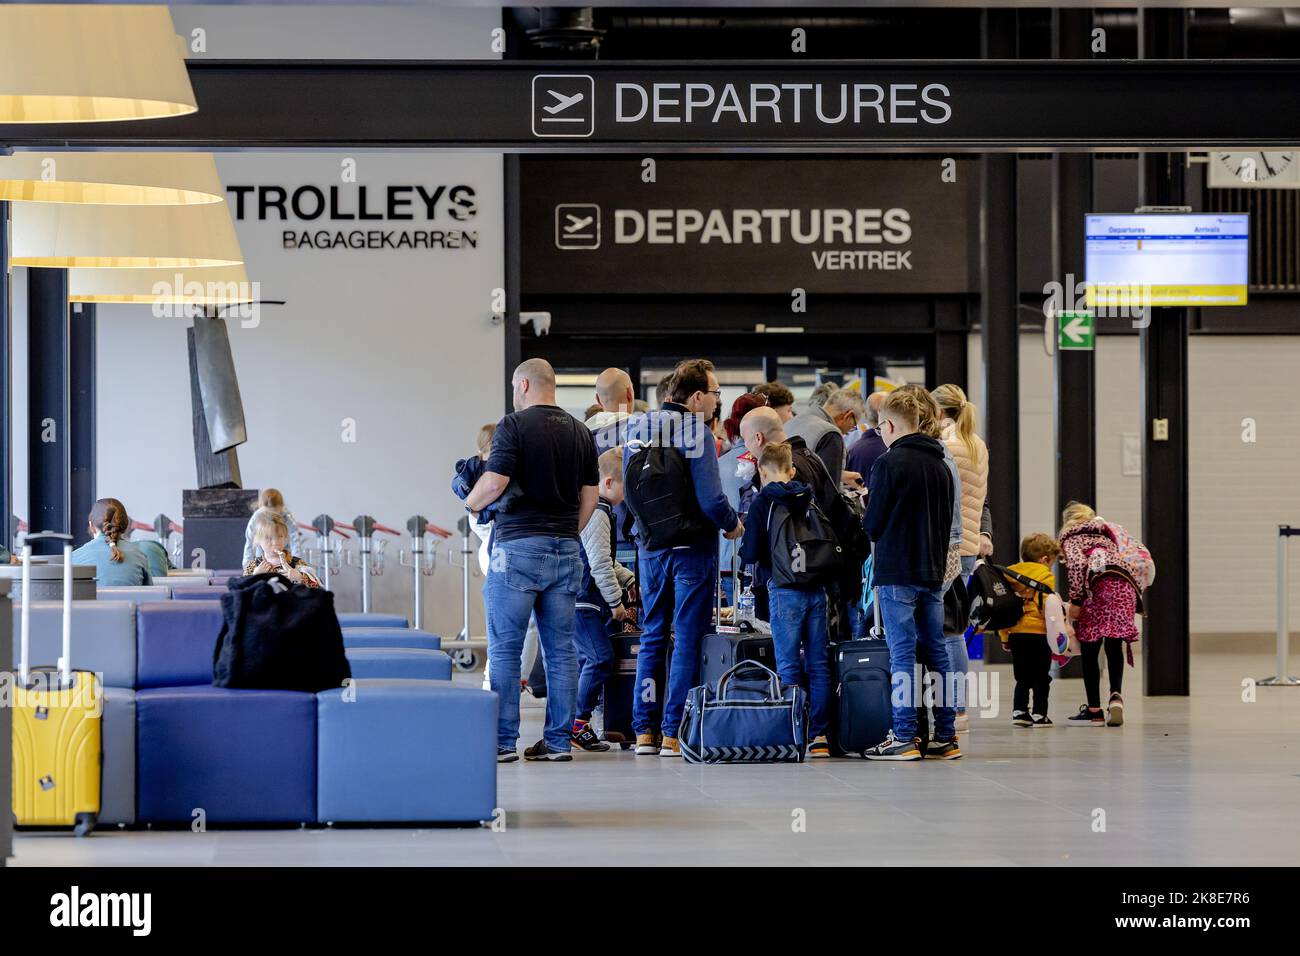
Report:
829,548,893,756
601,626,671,748
698,541,774,687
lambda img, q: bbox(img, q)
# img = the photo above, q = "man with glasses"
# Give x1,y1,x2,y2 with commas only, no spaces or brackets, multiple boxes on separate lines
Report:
622,358,743,757
846,390,890,488
788,386,868,489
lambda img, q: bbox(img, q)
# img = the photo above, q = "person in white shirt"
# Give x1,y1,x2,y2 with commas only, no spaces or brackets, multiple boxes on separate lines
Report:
241,487,303,566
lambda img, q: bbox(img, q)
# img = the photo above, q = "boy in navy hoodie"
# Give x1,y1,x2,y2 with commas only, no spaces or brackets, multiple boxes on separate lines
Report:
740,441,833,758
861,388,960,761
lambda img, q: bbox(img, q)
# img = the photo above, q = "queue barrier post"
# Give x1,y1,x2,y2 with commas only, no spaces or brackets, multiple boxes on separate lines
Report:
443,515,487,671
1259,525,1300,687
308,513,344,592
398,515,437,630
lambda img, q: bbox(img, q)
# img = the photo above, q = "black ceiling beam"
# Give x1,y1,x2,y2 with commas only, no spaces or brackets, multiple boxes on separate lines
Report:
3,59,1300,151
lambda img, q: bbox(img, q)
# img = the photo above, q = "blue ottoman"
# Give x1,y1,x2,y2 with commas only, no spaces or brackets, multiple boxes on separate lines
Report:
342,627,441,651
337,612,407,629
316,681,497,824
344,647,452,680
136,686,316,824
136,602,224,688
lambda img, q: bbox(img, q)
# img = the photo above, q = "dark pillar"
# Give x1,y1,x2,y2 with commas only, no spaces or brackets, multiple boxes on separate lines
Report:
27,268,70,555
934,301,968,392
1053,10,1097,527
503,155,522,414
934,332,967,390
980,9,1020,571
0,201,11,554
69,302,96,546
1138,8,1191,697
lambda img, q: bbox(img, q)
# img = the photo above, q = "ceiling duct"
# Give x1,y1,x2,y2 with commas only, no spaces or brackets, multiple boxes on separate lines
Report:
525,7,605,55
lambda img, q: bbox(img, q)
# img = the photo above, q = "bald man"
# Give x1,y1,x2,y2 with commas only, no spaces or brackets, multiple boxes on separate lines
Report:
467,357,600,762
594,367,635,415
587,367,636,452
740,405,870,641
739,407,842,526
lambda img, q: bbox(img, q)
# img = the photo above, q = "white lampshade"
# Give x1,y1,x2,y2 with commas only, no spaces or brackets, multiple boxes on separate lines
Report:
0,4,196,123
0,152,224,205
11,198,244,269
69,265,254,305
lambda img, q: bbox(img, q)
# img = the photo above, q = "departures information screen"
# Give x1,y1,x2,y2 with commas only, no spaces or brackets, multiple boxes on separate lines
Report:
1085,213,1249,307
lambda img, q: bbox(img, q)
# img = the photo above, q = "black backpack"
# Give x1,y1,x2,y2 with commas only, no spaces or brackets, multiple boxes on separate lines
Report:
767,497,842,588
623,443,711,551
966,562,1053,633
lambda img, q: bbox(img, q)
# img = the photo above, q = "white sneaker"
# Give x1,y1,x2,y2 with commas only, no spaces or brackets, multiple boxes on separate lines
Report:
954,713,971,735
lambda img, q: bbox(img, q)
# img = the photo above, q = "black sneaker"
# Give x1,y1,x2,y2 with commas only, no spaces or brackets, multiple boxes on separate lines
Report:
928,738,963,760
524,739,573,761
1012,710,1034,727
863,731,922,761
1032,714,1053,727
497,748,519,763
1067,705,1105,727
571,721,611,752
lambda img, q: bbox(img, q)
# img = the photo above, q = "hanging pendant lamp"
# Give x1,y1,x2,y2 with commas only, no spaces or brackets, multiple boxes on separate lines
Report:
0,152,223,206
0,4,196,124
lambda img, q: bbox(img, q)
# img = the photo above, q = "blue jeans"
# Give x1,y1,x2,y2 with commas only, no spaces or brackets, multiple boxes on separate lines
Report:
768,586,832,738
573,607,615,721
847,601,869,639
879,583,956,742
947,554,979,712
634,545,715,738
484,535,584,752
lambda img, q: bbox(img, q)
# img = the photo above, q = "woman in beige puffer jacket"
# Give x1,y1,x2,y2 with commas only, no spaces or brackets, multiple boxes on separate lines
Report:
933,384,992,732
933,385,992,563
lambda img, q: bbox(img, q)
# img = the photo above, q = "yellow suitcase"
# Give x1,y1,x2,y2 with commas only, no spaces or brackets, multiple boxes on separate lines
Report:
11,538,101,837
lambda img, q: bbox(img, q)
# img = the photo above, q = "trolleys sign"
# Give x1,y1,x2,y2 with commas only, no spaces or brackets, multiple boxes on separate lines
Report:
522,158,976,294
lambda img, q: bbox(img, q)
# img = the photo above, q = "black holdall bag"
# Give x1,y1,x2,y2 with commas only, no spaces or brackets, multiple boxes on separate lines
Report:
213,573,352,693
623,442,712,552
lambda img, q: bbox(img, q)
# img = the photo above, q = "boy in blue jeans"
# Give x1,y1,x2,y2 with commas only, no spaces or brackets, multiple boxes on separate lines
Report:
572,447,637,752
739,441,832,758
861,388,961,761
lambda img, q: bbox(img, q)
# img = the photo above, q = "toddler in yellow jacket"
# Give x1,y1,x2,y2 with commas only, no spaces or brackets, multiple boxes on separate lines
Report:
1002,533,1061,727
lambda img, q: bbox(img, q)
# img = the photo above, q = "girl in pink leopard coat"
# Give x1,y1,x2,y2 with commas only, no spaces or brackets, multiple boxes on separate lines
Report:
1058,502,1139,728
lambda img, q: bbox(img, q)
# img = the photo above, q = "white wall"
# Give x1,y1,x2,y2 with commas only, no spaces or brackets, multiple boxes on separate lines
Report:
168,4,499,60
970,330,1300,635
1188,336,1300,634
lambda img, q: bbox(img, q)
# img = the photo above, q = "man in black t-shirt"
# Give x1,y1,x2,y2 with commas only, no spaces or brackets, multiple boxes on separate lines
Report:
466,358,599,762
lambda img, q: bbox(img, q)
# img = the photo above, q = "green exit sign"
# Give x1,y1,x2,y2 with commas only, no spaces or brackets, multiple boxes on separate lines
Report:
1058,311,1095,351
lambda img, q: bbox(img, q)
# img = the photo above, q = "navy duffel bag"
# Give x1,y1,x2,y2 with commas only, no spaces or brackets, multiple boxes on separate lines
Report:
680,659,807,764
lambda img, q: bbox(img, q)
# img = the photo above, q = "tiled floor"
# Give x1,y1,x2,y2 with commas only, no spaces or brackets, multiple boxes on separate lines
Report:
11,650,1300,866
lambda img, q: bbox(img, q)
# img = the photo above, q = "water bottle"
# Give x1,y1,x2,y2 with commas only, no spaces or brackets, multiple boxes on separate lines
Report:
737,583,756,628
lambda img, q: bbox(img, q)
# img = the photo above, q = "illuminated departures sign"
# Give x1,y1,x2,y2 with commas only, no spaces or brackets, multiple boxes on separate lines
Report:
522,158,977,295
531,74,952,138
5,61,1297,150
226,183,480,251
